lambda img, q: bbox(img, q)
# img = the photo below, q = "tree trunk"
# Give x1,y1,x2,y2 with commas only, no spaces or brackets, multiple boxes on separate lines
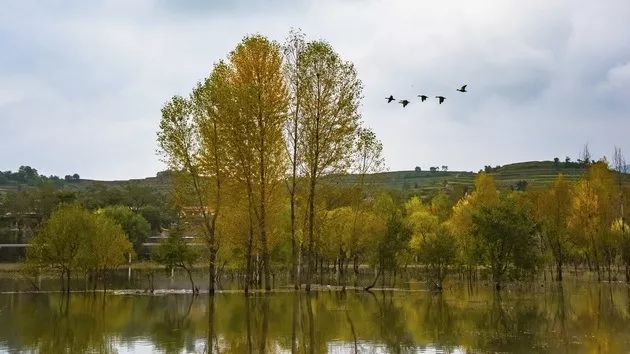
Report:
245,208,254,295
290,191,298,290
258,133,271,291
365,265,382,291
305,173,317,292
66,269,71,294
185,267,196,295
556,260,563,281
208,251,216,295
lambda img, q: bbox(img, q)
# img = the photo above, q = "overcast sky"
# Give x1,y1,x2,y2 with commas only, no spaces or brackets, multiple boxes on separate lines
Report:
1,0,629,180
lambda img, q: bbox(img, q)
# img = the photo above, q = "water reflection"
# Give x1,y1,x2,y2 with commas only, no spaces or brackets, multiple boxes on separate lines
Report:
1,283,630,353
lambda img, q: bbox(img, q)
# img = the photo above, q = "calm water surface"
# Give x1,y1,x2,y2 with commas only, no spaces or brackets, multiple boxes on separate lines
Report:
1,275,630,353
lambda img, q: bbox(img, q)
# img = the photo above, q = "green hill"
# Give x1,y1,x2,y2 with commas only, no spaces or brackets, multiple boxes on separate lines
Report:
2,161,629,198
335,160,630,197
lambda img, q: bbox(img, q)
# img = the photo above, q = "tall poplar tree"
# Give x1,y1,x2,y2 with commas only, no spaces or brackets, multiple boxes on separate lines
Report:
298,41,363,291
283,29,306,289
228,35,289,291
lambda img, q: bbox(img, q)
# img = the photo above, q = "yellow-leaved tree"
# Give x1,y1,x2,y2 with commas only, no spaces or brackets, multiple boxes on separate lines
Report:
226,35,289,291
569,161,618,281
298,40,363,291
447,172,498,282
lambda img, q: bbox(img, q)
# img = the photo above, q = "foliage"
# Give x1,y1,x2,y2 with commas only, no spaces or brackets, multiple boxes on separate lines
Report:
472,196,539,287
100,205,151,254
152,224,200,292
26,203,133,291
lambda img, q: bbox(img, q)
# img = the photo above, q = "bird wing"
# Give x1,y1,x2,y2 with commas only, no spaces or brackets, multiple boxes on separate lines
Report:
462,85,467,90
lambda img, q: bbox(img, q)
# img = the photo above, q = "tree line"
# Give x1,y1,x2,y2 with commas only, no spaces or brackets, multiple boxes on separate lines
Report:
156,30,381,294
156,29,630,293
7,30,630,295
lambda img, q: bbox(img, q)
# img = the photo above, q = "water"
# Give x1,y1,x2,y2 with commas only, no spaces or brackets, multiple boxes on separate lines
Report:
1,276,630,353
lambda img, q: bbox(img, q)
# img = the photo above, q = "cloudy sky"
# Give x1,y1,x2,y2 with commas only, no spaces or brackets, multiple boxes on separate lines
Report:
1,0,629,180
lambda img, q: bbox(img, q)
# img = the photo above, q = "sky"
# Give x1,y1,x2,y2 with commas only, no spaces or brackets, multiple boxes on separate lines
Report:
1,0,630,180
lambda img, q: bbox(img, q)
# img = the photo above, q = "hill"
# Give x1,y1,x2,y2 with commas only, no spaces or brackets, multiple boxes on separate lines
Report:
2,161,630,198
336,160,630,197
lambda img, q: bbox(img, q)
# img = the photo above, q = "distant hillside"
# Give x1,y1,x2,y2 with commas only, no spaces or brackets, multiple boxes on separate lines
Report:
334,160,630,197
3,161,630,198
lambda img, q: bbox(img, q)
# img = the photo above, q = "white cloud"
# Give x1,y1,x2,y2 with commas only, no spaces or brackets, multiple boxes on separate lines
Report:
1,0,629,179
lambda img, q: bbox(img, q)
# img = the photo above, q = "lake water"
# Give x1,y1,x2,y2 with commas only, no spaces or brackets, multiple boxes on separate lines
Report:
1,275,630,353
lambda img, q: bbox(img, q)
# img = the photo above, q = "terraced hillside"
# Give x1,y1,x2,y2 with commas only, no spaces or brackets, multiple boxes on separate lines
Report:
2,161,629,199
334,161,630,197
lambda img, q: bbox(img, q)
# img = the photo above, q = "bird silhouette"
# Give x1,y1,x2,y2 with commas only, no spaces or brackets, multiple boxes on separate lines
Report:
456,85,467,92
436,96,446,104
385,95,395,103
399,99,410,107
418,95,428,102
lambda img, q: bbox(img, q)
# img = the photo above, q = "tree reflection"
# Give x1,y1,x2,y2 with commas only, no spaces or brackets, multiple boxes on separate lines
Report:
1,284,630,353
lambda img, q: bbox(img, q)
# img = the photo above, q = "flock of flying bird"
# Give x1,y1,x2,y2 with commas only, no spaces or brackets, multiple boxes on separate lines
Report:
386,84,468,107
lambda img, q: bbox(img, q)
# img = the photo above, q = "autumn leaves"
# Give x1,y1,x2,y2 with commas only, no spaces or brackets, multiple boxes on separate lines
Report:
158,31,376,292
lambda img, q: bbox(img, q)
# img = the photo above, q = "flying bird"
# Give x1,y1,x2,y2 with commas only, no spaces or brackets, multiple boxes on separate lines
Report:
435,96,446,104
399,99,410,107
385,95,395,103
456,85,467,92
418,95,428,102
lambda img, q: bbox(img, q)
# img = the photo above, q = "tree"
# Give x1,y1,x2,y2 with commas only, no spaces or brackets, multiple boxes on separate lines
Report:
448,172,499,282
472,196,539,289
405,197,438,244
580,143,591,165
415,166,421,172
189,60,231,294
614,148,630,282
138,205,167,233
412,225,457,289
405,196,455,289
123,183,161,210
158,94,222,294
153,224,200,294
430,191,452,222
27,204,93,293
535,174,572,281
26,203,133,293
79,213,134,291
515,180,528,191
614,218,630,282
283,28,307,289
100,205,151,256
298,40,363,291
569,161,617,281
227,35,289,291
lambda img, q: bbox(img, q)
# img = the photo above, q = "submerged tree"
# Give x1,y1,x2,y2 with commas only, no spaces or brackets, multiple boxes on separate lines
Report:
283,29,307,289
536,174,572,281
153,224,200,294
448,172,499,282
298,40,363,291
158,94,223,294
27,204,92,293
227,35,289,292
569,161,617,281
27,203,133,293
472,196,539,290
413,225,457,290
80,213,134,291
